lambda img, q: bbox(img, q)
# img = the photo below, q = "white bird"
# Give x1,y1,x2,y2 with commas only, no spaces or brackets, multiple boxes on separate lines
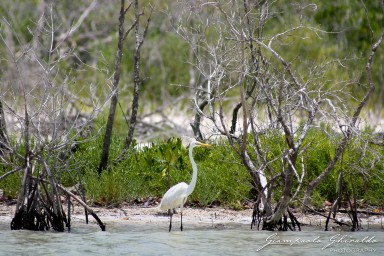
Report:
159,140,212,232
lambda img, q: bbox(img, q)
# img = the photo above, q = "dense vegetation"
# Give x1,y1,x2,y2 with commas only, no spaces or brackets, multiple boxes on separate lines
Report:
2,122,383,210
82,127,384,209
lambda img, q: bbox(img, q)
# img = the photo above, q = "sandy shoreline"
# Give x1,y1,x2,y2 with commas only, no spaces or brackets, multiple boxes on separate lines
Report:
1,202,383,231
0,203,254,228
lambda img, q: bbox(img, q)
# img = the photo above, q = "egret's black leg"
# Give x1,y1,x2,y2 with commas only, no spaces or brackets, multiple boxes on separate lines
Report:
169,213,173,232
180,211,183,231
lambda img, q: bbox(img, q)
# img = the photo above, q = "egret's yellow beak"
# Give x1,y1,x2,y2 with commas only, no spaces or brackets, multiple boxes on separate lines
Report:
197,141,212,147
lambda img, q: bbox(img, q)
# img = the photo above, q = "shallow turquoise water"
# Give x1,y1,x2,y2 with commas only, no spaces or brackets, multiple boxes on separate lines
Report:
0,221,383,255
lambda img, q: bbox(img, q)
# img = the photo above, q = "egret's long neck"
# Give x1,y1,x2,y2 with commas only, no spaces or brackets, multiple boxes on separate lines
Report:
186,145,198,196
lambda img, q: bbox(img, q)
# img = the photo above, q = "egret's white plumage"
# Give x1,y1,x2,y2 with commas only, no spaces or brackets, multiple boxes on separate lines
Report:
159,182,188,211
159,140,211,231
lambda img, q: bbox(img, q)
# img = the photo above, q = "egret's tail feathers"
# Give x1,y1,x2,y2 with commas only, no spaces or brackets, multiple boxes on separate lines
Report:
159,200,168,211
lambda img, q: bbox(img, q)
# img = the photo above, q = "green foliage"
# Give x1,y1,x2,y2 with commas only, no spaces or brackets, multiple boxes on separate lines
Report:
68,131,252,207
190,142,252,208
364,170,384,206
2,126,384,209
0,167,20,199
303,128,338,202
343,140,384,206
315,1,384,51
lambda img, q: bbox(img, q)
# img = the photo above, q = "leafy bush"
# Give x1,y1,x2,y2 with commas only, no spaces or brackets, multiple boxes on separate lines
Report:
0,167,20,199
71,134,252,207
2,123,384,209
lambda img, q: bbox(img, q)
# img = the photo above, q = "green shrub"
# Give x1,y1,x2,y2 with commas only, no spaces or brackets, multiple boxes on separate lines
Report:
0,167,20,199
2,124,384,210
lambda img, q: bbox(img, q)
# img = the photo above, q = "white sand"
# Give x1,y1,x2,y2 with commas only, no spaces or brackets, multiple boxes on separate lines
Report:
1,203,383,231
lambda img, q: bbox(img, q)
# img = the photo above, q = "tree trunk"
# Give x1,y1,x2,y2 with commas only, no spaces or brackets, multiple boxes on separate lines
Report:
190,100,208,141
241,151,272,216
120,0,142,154
97,0,127,174
262,154,297,230
263,169,293,230
0,100,10,156
114,0,151,165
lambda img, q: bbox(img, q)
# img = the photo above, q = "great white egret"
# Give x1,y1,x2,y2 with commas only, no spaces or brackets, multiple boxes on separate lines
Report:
159,140,212,232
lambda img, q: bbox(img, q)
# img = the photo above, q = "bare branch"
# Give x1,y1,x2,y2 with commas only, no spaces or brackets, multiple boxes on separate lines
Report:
56,1,98,42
